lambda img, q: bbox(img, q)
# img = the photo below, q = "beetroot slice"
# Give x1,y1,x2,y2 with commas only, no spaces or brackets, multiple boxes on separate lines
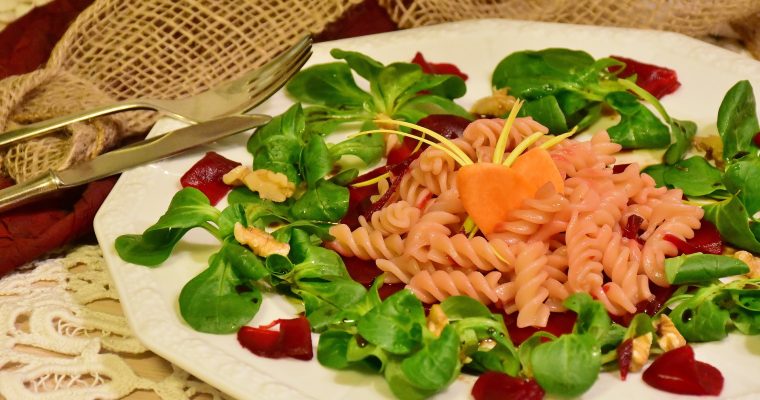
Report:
664,220,723,255
617,338,633,381
609,56,681,99
237,316,313,361
642,345,723,396
472,372,545,400
180,152,241,205
411,52,468,81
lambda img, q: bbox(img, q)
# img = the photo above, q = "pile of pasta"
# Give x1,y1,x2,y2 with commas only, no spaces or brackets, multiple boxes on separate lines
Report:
327,117,703,328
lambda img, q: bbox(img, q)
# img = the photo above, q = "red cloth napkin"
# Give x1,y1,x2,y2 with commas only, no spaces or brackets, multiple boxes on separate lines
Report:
0,0,397,277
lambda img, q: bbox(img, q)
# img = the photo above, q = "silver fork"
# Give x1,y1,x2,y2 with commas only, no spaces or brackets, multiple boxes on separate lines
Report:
0,35,312,147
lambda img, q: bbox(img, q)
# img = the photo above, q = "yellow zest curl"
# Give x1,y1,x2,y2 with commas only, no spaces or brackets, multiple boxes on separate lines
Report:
492,99,524,164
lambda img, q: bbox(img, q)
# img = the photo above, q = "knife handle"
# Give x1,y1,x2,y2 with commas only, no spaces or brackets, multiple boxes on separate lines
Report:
0,171,62,212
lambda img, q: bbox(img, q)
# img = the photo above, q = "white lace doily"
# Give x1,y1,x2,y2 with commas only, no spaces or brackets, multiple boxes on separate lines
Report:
0,245,228,400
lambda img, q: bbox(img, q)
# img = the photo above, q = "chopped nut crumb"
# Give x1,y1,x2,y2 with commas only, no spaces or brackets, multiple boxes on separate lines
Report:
427,304,449,337
655,314,686,352
693,135,724,169
470,88,517,118
233,222,290,257
630,332,653,372
222,165,295,202
733,250,760,278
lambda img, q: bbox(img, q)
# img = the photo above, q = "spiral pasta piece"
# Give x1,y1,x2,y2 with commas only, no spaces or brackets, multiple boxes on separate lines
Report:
359,200,421,236
406,270,503,304
327,224,404,260
512,242,551,328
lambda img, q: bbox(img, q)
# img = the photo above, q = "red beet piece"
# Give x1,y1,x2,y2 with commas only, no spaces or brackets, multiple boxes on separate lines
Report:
237,316,313,361
498,308,576,346
617,338,633,381
612,163,631,174
622,214,644,240
180,152,241,205
343,256,382,286
611,284,677,326
642,345,723,396
412,52,468,81
754,132,760,148
472,372,545,400
609,56,681,99
664,220,723,255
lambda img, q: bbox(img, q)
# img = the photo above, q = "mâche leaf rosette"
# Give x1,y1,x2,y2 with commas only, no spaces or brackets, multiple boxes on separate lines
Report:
114,48,760,399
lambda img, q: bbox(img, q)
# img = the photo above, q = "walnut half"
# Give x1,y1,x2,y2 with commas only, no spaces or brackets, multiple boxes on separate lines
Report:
223,165,295,202
233,222,290,257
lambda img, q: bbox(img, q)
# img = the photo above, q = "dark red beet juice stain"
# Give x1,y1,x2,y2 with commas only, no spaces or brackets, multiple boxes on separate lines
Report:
642,345,723,396
180,151,241,205
472,372,545,400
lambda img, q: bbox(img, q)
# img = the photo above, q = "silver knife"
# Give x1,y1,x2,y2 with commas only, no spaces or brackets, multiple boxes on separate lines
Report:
0,114,270,212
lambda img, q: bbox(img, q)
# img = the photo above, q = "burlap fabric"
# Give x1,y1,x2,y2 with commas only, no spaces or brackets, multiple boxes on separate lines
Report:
2,0,760,184
0,0,364,183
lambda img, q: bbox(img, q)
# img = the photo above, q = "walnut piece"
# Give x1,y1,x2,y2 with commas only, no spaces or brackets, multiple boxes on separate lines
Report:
222,165,295,202
630,332,653,372
470,88,517,117
222,165,249,186
233,222,290,257
733,250,760,278
655,314,686,352
426,304,449,338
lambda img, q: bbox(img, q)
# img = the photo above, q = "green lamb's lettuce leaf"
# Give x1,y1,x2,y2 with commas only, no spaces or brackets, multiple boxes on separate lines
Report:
664,118,698,164
178,252,262,334
723,155,760,215
703,195,760,253
301,134,335,186
491,48,689,151
291,179,349,222
665,253,749,285
717,80,760,162
400,325,461,391
285,62,372,108
661,156,725,197
518,95,568,133
115,188,220,266
357,290,426,355
247,103,306,155
605,91,670,149
530,333,601,397
220,239,269,281
491,48,597,99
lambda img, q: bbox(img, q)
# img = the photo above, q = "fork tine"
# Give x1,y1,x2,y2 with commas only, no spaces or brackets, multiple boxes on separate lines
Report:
244,35,313,85
243,48,312,111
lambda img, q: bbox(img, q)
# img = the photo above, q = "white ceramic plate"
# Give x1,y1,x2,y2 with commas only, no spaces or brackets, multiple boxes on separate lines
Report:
95,19,760,400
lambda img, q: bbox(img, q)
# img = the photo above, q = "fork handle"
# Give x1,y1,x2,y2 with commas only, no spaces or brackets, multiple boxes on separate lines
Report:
0,100,157,147
0,171,62,212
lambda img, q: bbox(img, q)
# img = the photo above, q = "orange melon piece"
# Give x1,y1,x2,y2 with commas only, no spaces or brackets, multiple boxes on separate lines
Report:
456,163,536,235
510,147,564,193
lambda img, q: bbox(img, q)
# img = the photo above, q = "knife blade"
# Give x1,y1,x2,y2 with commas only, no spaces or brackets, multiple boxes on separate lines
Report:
0,114,270,212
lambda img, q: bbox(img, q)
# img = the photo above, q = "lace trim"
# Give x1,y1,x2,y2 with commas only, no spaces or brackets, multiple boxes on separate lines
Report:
0,245,227,400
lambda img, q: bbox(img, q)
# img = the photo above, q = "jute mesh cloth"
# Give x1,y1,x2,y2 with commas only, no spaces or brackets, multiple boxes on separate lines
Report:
0,0,363,182
2,0,760,183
